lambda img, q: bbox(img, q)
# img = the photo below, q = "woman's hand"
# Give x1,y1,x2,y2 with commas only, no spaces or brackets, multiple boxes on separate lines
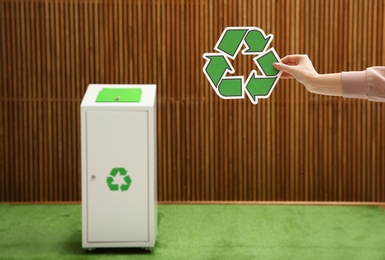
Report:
273,54,318,85
273,54,342,96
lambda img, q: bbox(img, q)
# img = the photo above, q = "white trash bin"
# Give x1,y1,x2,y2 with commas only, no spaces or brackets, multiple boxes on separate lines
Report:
81,84,157,250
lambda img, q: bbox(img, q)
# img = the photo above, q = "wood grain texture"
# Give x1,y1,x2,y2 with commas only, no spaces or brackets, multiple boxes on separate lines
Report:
0,0,384,202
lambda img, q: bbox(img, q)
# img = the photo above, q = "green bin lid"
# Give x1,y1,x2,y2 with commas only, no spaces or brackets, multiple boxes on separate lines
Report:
96,88,142,102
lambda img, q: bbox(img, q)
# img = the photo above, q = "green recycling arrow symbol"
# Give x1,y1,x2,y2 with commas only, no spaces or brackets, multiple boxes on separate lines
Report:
203,54,233,87
243,30,273,54
215,29,248,58
203,27,282,104
106,167,132,192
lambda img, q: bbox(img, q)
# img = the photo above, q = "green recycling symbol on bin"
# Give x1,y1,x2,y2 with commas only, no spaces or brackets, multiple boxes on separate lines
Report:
106,167,132,192
203,27,282,104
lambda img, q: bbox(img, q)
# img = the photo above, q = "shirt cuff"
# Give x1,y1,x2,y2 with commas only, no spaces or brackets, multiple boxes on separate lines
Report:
341,70,368,99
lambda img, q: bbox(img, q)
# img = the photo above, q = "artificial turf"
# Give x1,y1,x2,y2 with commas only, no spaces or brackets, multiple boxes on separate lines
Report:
0,204,385,259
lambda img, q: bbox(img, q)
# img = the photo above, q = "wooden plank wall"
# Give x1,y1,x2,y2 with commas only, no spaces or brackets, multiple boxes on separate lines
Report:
1,0,384,202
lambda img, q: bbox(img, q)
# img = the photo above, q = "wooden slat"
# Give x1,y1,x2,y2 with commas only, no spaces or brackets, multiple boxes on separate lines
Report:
0,0,385,202
0,1,5,201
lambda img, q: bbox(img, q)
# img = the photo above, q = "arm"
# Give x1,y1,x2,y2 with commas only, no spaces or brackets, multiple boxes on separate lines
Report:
273,55,385,102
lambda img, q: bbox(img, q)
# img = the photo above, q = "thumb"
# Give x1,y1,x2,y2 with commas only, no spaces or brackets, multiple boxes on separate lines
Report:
273,62,296,74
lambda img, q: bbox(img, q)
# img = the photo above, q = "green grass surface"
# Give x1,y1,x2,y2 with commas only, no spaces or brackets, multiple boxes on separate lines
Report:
0,204,385,259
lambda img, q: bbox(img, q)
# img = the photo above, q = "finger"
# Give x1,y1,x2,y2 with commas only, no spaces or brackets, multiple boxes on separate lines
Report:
273,62,296,74
273,62,290,70
273,64,293,78
273,62,284,70
280,54,307,65
280,73,294,79
280,55,300,64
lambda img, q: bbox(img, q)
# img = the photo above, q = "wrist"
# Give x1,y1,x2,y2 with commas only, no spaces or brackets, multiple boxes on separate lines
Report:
305,73,321,88
300,72,320,91
305,73,343,96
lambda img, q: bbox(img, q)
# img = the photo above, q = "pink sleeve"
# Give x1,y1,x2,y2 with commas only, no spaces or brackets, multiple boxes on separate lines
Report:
341,67,385,102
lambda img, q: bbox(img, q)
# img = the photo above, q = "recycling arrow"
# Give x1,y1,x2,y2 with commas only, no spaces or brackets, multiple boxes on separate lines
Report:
243,29,272,54
106,176,119,191
218,77,243,97
215,28,248,58
202,54,233,87
120,176,132,191
254,49,280,77
203,26,282,104
110,167,127,177
245,72,279,104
